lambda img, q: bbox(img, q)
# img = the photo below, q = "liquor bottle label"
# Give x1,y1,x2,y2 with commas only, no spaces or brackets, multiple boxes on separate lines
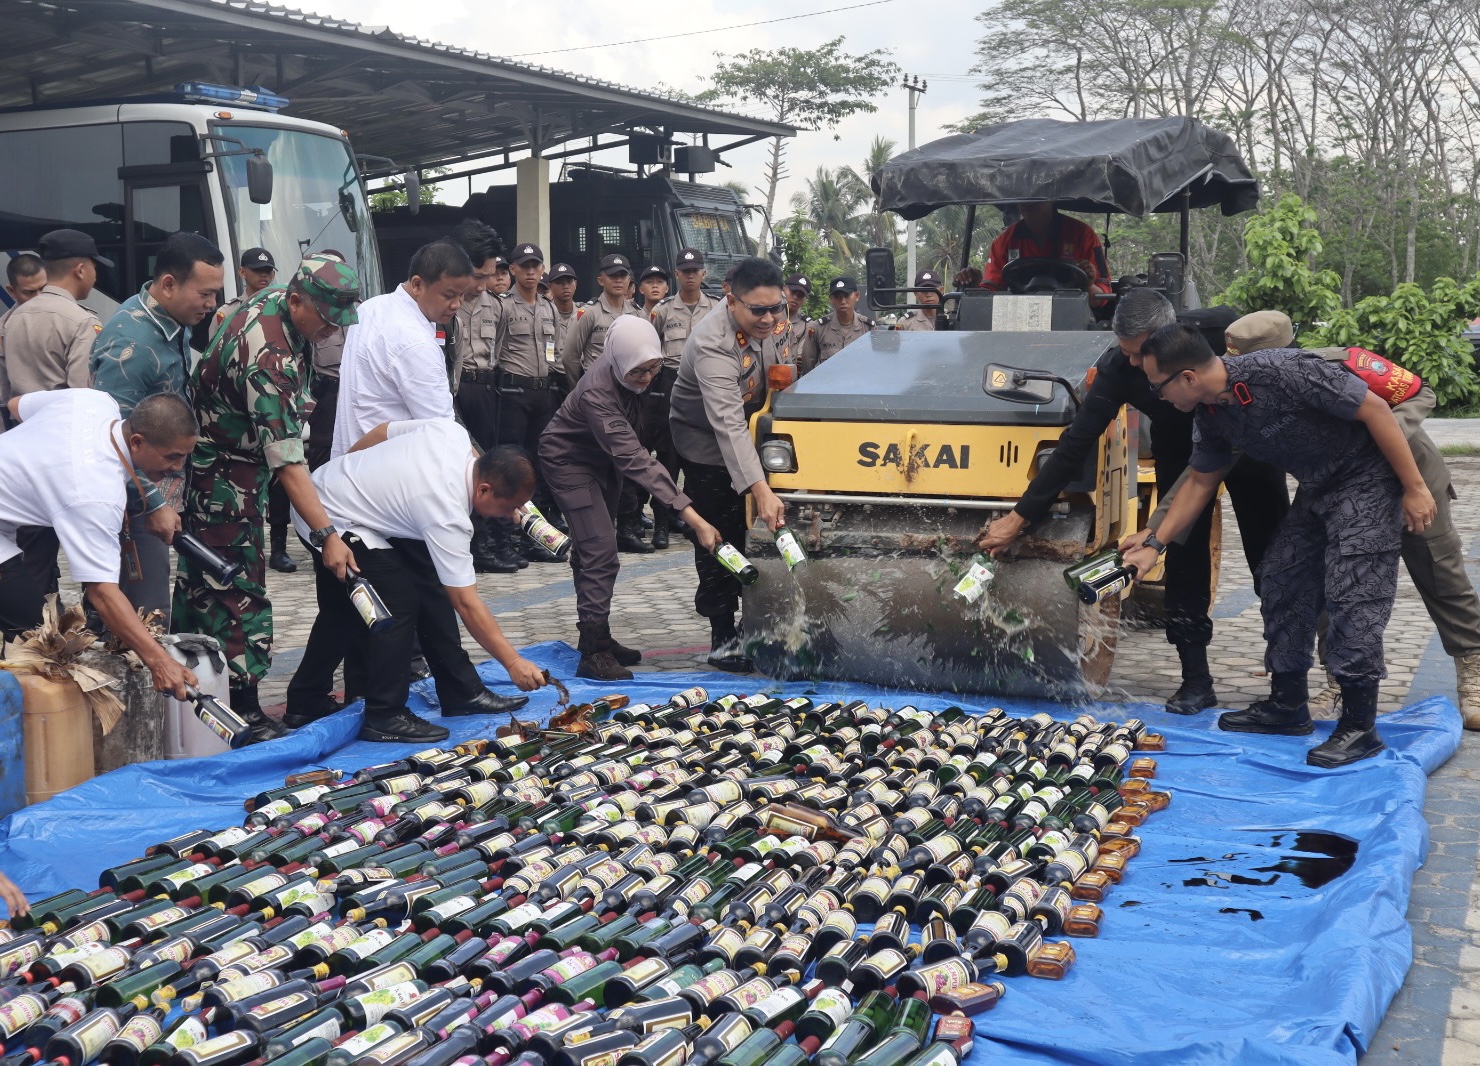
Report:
75,945,133,981
340,927,397,961
704,927,747,961
360,1033,425,1064
288,922,339,953
723,976,773,1010
148,937,195,965
428,895,478,922
510,1003,576,1038
618,957,669,988
918,957,975,994
217,971,283,1002
292,1014,343,1046
776,932,813,962
113,1011,164,1053
157,862,216,889
969,909,1013,942
0,993,46,1037
775,528,806,569
543,954,598,982
166,1015,208,1051
808,986,853,1028
683,971,742,1001
46,996,91,1029
69,1011,124,1061
235,872,289,900
201,826,252,850
250,991,311,1020
130,906,190,933
714,543,750,576
355,982,425,1026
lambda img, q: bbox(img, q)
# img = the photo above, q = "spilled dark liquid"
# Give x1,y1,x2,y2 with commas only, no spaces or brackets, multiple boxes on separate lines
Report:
1219,907,1265,921
1172,830,1358,891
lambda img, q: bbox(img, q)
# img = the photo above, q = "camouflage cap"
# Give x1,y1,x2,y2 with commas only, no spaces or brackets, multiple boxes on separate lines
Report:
294,253,361,327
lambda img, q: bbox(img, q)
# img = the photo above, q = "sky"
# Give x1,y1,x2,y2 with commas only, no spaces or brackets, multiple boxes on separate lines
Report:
288,0,986,224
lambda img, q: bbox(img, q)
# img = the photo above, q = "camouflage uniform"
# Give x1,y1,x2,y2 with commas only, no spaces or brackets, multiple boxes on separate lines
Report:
172,256,360,692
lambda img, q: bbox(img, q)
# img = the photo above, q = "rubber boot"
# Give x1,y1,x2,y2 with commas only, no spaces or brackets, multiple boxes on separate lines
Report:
651,506,670,550
707,615,754,673
1306,682,1385,768
1166,643,1216,715
268,526,297,574
576,621,633,681
1218,670,1314,735
1457,651,1480,732
617,517,655,554
230,684,290,745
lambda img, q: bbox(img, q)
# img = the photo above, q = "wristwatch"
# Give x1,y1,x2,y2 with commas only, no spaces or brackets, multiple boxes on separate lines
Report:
1144,534,1168,556
309,524,338,549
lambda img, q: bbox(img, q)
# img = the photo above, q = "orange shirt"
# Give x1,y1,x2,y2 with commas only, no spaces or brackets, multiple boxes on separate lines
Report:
982,214,1111,294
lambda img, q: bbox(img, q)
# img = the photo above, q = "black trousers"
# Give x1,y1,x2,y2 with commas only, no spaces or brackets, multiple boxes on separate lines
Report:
498,386,556,512
268,477,289,531
15,526,59,598
307,376,339,472
681,458,748,620
0,554,43,642
287,535,486,722
619,368,679,523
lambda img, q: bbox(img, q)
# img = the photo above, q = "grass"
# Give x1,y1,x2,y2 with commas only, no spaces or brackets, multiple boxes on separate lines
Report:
1440,443,1480,457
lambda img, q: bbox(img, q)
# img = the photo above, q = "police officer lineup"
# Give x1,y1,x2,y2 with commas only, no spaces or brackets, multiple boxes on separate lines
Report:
0,210,1477,759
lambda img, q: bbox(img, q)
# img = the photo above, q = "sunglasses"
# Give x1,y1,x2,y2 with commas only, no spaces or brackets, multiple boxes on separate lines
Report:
737,300,786,317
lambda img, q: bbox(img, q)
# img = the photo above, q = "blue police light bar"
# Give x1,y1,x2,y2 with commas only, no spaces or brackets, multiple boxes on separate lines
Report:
174,83,291,112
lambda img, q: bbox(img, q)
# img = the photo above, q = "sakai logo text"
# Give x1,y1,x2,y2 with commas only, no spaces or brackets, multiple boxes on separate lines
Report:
857,443,971,469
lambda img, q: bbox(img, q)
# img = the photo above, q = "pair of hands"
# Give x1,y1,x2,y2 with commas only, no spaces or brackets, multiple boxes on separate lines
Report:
977,512,1160,584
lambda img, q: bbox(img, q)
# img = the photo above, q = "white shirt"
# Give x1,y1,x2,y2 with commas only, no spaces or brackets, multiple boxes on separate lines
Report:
332,286,455,457
296,419,478,588
0,389,129,584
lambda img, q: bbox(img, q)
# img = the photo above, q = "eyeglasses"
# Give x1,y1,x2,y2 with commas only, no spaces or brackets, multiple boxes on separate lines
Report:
624,365,661,380
1147,371,1182,398
738,300,786,317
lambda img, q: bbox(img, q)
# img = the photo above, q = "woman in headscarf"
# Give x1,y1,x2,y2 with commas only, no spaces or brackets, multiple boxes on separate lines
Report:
539,315,721,680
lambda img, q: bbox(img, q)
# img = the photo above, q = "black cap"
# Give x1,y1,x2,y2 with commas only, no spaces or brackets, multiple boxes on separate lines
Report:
38,228,113,269
241,247,276,270
830,276,859,295
537,274,550,289
914,269,942,290
639,265,669,282
724,266,738,283
599,254,632,275
675,248,706,269
548,263,578,282
786,274,812,296
511,243,544,265
493,255,509,269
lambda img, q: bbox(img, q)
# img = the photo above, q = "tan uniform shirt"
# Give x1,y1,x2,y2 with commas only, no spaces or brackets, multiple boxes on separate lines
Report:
0,286,98,397
553,305,577,361
650,292,719,369
670,305,794,493
560,296,642,387
892,310,937,332
798,311,874,375
498,292,559,379
454,290,504,377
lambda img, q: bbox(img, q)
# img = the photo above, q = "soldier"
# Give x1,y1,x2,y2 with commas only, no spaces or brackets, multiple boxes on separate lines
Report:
560,254,642,387
494,242,561,565
799,276,875,374
892,269,943,331
1,229,109,594
1222,310,1480,728
784,274,813,340
1128,324,1436,768
173,254,362,745
91,232,225,619
640,247,718,549
637,265,670,314
670,256,793,672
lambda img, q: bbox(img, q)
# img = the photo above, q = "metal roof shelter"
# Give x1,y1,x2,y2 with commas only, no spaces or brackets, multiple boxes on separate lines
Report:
0,0,794,173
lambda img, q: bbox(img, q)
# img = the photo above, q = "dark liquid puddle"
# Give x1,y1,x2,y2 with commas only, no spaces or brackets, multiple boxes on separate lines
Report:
1219,907,1265,921
1173,831,1358,891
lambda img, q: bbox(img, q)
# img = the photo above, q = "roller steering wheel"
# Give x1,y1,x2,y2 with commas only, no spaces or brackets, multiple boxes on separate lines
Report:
999,257,1092,295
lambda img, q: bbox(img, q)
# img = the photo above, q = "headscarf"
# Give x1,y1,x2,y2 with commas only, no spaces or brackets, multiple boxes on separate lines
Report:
602,314,664,393
1225,310,1294,355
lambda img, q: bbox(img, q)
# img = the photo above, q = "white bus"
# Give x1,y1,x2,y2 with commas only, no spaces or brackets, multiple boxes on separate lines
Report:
0,83,384,329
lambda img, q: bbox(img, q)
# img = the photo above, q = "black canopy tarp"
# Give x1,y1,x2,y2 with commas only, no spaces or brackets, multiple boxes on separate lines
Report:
873,116,1260,220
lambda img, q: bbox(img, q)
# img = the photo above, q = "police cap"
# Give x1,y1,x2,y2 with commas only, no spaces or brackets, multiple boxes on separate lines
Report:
241,247,276,270
599,254,632,276
786,274,812,296
639,264,669,282
675,248,706,270
38,228,114,269
548,263,578,282
830,276,859,295
511,243,544,266
913,269,942,291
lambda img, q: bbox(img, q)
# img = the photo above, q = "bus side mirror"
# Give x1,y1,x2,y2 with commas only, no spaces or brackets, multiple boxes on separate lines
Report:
246,155,273,205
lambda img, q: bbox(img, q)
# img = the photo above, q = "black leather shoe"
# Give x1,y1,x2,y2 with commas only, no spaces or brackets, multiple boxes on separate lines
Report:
474,553,519,574
361,710,450,743
522,542,562,564
707,648,755,673
409,656,432,681
1218,699,1314,736
1306,724,1385,768
617,527,656,554
1166,677,1217,715
239,707,290,745
283,697,344,729
578,650,633,681
269,550,298,574
640,513,654,530
442,689,532,717
651,524,670,550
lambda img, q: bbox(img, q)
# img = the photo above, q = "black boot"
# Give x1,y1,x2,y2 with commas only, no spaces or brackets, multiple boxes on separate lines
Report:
1218,670,1313,735
475,525,521,574
283,694,345,729
651,506,670,550
617,518,655,554
230,685,289,745
268,527,297,574
577,621,634,681
1167,643,1217,715
1306,683,1386,768
707,615,754,673
607,634,643,667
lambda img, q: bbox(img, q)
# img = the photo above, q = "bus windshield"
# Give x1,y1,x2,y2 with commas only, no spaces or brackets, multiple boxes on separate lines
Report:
215,123,383,297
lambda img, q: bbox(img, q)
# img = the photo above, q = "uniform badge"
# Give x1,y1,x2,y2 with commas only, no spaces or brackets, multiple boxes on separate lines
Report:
736,330,748,348
741,353,755,373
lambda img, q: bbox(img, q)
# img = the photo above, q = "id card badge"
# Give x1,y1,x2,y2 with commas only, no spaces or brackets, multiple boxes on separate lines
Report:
120,532,142,583
545,340,557,366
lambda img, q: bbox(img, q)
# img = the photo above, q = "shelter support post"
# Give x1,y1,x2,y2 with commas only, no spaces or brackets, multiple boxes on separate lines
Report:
516,156,551,254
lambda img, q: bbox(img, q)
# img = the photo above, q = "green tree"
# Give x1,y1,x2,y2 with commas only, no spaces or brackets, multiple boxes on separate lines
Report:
790,167,867,269
777,217,836,319
369,167,449,212
1218,194,1341,333
842,137,900,252
697,37,899,252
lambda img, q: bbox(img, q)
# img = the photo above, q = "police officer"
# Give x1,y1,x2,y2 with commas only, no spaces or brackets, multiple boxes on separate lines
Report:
547,263,580,361
799,276,874,375
0,229,108,594
541,317,722,681
561,254,642,388
636,265,670,314
212,247,277,334
489,255,512,296
495,242,561,564
670,257,793,671
0,254,46,427
173,254,363,745
892,269,943,331
1129,324,1436,768
784,274,812,341
1223,310,1480,729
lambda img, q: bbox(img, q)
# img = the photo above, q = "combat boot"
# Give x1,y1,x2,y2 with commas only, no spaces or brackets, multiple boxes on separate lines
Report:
230,686,289,745
607,634,643,667
651,506,670,550
268,526,297,574
1166,643,1216,715
475,524,522,574
1457,652,1480,731
1307,670,1342,719
617,518,655,554
576,621,634,681
707,615,754,673
1306,683,1385,768
1218,670,1313,736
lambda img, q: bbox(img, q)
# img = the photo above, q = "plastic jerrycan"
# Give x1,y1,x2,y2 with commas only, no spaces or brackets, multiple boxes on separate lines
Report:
159,634,232,759
16,671,93,804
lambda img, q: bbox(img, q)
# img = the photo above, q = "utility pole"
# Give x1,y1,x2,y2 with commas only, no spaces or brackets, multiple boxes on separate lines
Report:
902,74,928,284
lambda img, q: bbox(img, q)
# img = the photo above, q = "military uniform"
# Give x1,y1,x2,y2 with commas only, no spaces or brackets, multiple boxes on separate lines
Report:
172,256,360,705
798,311,874,375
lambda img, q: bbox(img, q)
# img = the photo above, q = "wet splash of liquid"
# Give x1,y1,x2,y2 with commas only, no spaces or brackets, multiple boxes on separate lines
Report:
1250,831,1357,889
1219,907,1265,921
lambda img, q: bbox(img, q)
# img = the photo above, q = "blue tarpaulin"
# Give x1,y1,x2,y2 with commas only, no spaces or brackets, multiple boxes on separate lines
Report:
0,642,1460,1065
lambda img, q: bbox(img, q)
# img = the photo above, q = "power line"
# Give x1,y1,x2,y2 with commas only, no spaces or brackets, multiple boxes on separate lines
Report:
508,0,904,58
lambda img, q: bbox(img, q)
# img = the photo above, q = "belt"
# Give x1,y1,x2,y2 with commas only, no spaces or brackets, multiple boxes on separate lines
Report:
461,367,500,385
499,371,547,390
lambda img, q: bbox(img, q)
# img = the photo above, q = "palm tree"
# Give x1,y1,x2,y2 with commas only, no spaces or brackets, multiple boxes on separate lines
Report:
791,166,868,267
842,136,901,251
